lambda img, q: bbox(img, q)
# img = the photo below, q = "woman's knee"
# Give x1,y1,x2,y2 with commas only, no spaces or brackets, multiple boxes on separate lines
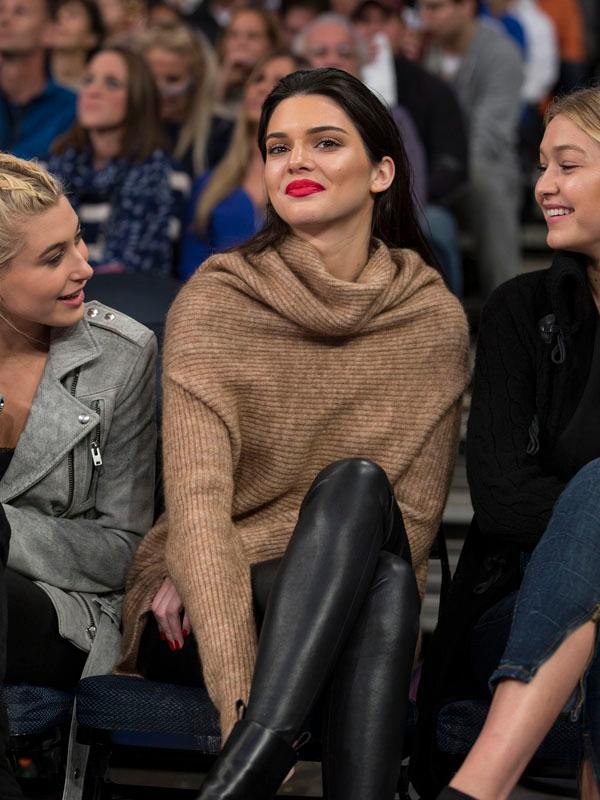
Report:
309,458,391,504
557,459,600,520
538,459,600,568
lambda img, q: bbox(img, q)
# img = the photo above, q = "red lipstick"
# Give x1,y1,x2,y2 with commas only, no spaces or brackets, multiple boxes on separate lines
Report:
285,180,325,197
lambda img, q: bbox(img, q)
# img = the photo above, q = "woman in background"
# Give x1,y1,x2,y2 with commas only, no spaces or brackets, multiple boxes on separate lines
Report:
47,46,183,276
216,7,281,113
178,51,303,279
139,24,233,176
47,0,105,89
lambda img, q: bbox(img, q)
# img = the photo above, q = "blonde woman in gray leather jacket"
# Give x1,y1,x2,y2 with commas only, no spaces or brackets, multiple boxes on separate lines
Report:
0,154,156,798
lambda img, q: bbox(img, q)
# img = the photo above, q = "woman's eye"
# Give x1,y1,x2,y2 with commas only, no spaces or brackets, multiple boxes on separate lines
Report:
536,163,547,172
560,163,578,172
105,77,123,90
317,138,340,149
267,144,287,156
47,251,65,267
75,229,83,244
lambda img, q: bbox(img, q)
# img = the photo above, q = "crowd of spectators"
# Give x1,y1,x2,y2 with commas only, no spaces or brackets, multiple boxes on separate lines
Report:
1,0,599,295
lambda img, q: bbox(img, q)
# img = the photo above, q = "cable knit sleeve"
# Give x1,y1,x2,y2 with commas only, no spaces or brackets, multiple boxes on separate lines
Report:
162,374,257,741
467,281,566,548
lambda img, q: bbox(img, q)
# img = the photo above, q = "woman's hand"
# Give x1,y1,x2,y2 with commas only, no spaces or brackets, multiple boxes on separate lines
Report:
151,576,190,650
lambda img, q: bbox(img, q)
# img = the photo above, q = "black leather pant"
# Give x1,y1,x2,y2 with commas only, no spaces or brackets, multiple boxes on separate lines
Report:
142,458,420,799
247,458,420,800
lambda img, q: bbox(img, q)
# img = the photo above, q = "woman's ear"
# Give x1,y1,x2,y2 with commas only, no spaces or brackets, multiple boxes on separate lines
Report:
370,156,395,195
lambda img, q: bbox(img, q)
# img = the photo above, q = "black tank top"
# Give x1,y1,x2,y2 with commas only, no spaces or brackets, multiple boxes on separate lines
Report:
0,448,14,482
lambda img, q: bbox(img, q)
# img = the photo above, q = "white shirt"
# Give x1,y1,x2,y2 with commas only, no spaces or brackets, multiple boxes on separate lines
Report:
512,0,559,103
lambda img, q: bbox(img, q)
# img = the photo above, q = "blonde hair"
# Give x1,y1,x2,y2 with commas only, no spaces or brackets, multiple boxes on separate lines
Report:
545,87,600,146
194,105,253,233
0,154,63,267
138,25,218,176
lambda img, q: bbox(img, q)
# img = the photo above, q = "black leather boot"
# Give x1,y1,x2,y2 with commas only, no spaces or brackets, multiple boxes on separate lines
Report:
321,552,420,800
196,719,298,799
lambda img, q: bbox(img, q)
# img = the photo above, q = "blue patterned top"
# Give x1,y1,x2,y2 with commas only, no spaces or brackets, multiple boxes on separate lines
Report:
46,147,189,276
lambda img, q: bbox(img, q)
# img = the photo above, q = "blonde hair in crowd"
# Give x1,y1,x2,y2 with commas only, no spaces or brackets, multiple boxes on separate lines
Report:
545,87,600,144
0,154,62,267
138,25,218,176
194,106,253,233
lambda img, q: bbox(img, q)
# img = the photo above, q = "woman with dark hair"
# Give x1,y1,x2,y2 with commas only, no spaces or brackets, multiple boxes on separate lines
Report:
118,67,469,800
216,7,281,114
46,0,105,90
47,46,184,275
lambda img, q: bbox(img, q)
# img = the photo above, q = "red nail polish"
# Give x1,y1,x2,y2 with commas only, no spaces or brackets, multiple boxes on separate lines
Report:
168,640,176,651
182,629,189,638
176,641,183,651
159,631,166,641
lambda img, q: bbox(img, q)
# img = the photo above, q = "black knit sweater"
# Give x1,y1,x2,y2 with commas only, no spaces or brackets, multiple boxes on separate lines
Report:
467,249,597,549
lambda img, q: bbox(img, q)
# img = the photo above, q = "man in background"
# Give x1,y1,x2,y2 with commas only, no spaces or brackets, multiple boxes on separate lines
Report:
0,0,76,159
419,0,523,296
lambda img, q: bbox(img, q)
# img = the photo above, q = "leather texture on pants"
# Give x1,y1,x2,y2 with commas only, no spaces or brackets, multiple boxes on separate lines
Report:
246,458,420,800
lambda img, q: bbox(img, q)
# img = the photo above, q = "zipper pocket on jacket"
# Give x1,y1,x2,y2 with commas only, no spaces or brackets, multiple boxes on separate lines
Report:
81,595,97,642
90,400,103,467
64,368,81,514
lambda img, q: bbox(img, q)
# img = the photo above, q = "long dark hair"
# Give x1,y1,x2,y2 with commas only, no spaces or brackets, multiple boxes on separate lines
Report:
52,46,166,163
240,67,437,269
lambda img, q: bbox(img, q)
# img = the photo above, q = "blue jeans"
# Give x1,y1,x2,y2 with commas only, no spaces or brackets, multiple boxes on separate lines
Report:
471,458,600,783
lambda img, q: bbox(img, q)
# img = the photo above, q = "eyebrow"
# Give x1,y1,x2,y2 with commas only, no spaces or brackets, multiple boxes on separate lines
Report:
540,144,587,158
37,223,81,260
266,125,349,141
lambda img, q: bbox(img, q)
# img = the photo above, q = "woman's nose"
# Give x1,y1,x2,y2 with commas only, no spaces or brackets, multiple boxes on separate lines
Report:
288,142,311,170
536,167,557,198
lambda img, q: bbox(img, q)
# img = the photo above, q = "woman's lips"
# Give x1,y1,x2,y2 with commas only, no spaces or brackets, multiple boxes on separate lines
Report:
58,289,85,307
285,180,325,197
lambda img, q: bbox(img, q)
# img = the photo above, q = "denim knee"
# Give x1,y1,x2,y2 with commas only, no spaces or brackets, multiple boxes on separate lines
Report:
489,460,600,691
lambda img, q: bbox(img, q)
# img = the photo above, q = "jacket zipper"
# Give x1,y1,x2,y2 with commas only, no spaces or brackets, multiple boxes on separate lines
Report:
90,400,103,467
64,368,81,513
81,595,97,642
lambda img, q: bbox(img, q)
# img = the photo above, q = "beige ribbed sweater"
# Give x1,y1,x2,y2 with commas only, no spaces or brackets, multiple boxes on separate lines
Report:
117,236,469,739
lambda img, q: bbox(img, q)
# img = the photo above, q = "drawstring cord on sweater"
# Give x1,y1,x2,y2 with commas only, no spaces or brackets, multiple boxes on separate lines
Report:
526,314,567,456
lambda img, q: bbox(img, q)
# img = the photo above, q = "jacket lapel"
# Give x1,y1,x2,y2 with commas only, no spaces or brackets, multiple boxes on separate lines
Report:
0,319,102,502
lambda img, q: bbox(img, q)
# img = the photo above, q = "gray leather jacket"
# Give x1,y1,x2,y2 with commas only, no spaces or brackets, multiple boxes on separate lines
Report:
1,300,157,675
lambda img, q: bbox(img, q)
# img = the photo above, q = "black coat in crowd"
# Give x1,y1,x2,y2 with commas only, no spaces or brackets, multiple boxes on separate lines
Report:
411,250,598,797
394,55,468,206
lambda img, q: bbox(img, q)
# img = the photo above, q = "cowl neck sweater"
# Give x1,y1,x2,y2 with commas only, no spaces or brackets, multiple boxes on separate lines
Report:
203,235,437,336
118,236,469,739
